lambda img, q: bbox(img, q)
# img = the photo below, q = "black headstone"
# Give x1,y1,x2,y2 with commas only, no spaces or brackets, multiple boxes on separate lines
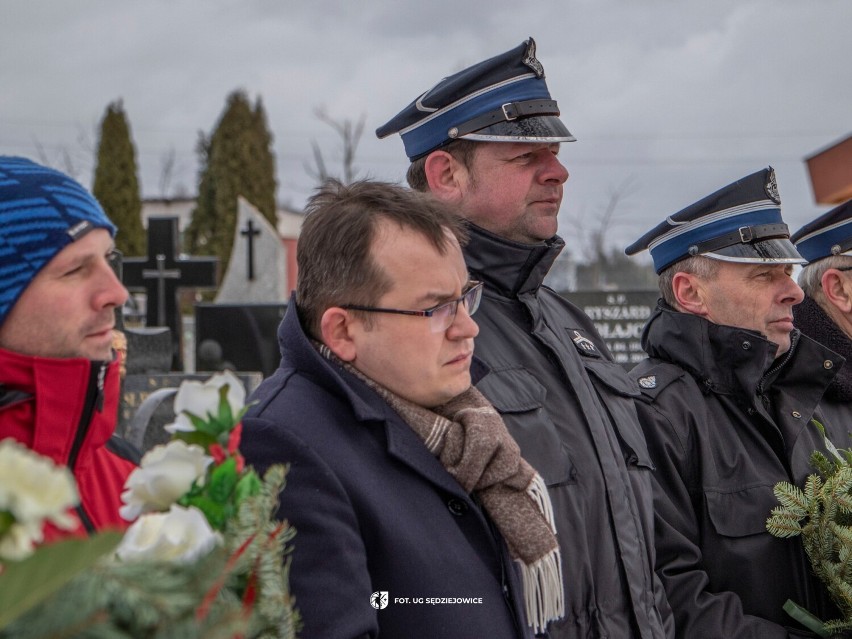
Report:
124,327,173,374
561,290,658,370
122,217,218,370
195,303,286,378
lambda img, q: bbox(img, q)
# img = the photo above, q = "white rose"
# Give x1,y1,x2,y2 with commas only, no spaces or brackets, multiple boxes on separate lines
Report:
0,438,79,525
0,519,47,561
119,440,212,521
115,505,221,564
165,370,246,434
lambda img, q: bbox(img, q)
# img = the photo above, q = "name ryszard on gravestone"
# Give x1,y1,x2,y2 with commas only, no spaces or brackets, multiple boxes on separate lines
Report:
563,290,659,369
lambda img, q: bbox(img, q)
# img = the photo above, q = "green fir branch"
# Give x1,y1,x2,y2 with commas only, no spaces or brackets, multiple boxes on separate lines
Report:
768,423,852,630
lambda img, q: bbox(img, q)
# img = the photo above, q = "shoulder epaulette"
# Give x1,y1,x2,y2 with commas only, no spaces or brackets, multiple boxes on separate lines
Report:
629,361,685,402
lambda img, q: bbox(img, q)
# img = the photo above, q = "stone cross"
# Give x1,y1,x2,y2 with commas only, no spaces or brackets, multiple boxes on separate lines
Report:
143,254,180,327
240,218,261,280
122,217,218,370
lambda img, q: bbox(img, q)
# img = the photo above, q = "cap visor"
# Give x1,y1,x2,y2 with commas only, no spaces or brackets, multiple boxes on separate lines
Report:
706,238,805,265
462,115,576,143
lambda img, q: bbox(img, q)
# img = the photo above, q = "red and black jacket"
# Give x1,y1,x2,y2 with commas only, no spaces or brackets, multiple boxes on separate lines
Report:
0,347,138,539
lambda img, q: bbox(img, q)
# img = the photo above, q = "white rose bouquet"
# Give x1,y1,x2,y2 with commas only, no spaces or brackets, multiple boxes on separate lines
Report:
0,438,80,561
0,371,299,639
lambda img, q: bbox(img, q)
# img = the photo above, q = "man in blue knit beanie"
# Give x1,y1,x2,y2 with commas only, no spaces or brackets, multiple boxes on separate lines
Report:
0,156,137,540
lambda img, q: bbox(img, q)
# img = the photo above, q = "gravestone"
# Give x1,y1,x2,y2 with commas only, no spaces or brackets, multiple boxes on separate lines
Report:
122,217,218,371
562,290,659,370
195,198,290,379
195,303,286,378
112,249,174,394
124,327,173,374
215,197,289,304
116,301,262,452
119,371,263,452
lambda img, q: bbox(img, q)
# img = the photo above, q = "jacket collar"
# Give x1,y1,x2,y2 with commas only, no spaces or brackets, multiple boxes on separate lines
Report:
641,301,839,406
463,223,563,296
276,295,489,498
0,347,118,468
277,298,388,424
794,295,852,401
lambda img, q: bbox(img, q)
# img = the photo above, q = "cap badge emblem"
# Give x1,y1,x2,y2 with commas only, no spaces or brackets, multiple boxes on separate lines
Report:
522,39,545,78
765,168,781,204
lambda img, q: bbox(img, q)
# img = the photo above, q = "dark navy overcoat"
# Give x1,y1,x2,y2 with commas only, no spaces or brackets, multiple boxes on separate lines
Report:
242,301,532,639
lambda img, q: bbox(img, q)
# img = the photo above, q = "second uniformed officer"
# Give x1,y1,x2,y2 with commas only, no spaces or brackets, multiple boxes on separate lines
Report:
378,38,673,639
626,168,843,638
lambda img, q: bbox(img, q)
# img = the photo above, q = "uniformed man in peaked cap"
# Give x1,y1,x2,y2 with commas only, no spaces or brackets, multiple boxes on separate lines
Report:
378,38,673,638
792,199,852,431
625,168,844,637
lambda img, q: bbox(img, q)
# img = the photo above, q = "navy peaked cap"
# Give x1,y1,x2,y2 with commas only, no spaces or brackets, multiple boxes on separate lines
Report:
625,167,804,273
376,38,575,160
791,199,852,263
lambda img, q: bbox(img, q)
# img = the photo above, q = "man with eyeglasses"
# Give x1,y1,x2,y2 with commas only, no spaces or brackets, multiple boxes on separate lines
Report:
241,180,562,639
792,199,852,433
378,38,672,638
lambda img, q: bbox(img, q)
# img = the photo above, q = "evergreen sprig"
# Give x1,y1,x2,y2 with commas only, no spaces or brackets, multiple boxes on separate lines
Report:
766,421,852,635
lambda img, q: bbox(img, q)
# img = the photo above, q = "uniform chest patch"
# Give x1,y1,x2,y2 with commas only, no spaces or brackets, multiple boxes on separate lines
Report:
569,329,601,358
638,375,657,389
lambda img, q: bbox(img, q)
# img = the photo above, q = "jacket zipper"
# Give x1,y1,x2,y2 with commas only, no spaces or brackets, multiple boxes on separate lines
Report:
754,331,801,478
757,330,800,397
68,361,107,534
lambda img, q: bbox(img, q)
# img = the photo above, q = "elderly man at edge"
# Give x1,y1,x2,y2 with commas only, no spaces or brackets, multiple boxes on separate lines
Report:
625,167,843,638
792,199,852,433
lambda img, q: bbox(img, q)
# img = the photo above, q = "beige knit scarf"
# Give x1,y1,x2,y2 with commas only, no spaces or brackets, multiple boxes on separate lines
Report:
316,342,564,633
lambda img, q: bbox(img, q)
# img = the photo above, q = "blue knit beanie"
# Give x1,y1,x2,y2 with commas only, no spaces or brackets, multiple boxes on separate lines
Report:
0,156,117,327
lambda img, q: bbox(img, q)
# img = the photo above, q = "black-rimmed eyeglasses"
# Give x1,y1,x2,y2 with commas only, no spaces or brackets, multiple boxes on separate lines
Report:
341,281,483,333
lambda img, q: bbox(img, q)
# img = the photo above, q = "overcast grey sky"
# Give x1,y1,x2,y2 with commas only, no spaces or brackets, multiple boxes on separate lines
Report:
2,0,850,261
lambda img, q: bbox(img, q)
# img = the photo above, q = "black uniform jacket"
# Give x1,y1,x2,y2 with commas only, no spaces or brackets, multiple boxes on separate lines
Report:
465,225,673,639
794,294,852,439
631,302,843,638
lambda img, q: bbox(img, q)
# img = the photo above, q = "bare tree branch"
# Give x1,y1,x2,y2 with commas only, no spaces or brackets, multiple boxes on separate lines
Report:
159,148,177,198
30,135,50,166
307,106,366,185
304,140,329,183
566,175,638,263
59,148,78,180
